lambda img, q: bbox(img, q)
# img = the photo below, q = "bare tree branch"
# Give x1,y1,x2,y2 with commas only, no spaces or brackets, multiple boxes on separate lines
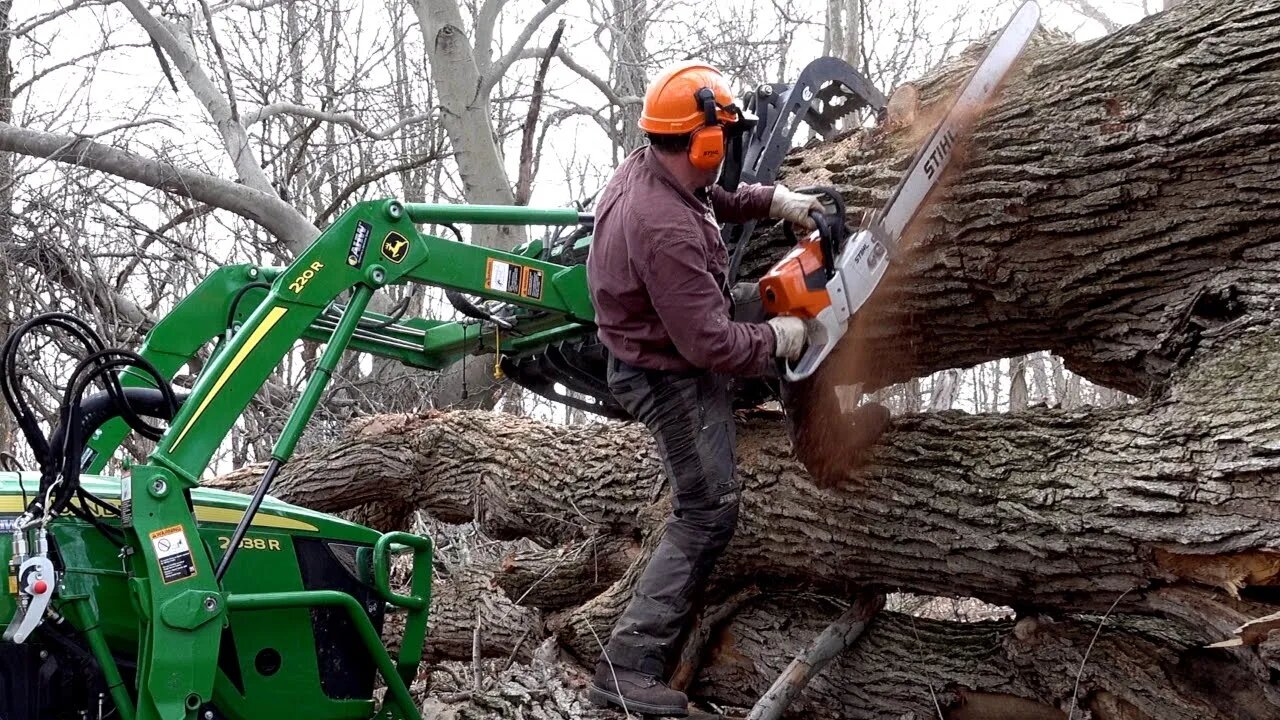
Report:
746,591,885,720
473,0,510,74
518,46,642,107
1061,0,1124,33
10,0,105,38
196,0,241,122
0,122,317,252
76,117,179,139
313,152,443,227
515,20,564,205
210,0,285,13
239,103,433,140
537,103,617,154
478,0,571,102
117,0,276,197
12,43,151,98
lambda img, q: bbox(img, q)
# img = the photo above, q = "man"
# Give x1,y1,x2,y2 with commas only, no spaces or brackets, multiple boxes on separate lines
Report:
584,61,822,716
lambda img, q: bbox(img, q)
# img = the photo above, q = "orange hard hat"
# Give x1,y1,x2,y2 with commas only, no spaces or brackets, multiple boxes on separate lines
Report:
638,62,741,134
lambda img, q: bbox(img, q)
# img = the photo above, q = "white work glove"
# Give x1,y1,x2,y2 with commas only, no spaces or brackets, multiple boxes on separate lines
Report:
769,185,825,230
767,316,807,361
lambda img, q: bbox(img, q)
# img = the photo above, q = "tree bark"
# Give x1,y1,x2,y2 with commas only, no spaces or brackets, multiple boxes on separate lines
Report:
749,0,1280,400
744,591,883,720
401,574,1276,719
609,0,648,158
695,594,1276,720
409,0,570,250
216,391,1280,617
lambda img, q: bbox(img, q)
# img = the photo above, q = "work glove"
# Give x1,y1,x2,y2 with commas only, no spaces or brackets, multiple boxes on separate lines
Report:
769,185,825,230
767,316,807,361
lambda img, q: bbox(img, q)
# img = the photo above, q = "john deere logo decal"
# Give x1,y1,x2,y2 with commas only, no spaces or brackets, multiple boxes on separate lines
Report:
381,232,409,264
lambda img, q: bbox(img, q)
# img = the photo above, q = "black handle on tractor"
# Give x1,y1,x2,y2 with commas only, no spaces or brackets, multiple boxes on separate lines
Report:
781,186,847,280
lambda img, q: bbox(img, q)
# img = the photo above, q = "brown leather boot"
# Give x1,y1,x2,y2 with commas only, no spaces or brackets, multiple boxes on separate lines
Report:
588,664,688,717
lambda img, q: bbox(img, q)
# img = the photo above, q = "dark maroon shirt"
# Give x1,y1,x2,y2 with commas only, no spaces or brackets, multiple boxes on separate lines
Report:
586,147,777,376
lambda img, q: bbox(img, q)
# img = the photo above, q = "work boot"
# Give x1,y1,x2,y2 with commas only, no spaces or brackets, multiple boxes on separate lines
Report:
588,663,688,717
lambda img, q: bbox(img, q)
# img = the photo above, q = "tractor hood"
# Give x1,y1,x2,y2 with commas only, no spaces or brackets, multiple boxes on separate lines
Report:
0,472,381,545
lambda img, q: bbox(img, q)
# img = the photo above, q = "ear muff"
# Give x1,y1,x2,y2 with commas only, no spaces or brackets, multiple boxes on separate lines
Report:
688,87,725,171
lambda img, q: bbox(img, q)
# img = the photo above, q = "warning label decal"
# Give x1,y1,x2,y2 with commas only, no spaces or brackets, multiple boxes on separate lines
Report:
522,268,544,300
150,525,197,584
486,259,545,300
486,259,524,295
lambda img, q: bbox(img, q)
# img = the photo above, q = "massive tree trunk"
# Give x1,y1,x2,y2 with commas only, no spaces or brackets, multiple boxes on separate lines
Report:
212,0,1280,715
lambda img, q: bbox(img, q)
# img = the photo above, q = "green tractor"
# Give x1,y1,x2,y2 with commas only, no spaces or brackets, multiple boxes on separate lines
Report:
0,60,884,720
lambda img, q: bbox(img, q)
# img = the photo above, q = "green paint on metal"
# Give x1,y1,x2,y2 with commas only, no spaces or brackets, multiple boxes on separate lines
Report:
227,591,421,720
4,199,600,719
403,202,582,226
274,286,373,462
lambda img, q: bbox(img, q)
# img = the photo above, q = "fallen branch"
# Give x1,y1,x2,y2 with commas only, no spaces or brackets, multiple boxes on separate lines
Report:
745,591,884,720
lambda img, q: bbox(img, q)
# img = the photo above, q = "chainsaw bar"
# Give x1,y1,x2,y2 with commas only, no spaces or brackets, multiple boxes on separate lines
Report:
782,0,1041,381
874,0,1041,247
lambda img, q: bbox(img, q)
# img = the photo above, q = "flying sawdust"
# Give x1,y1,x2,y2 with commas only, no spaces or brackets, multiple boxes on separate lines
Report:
785,78,998,488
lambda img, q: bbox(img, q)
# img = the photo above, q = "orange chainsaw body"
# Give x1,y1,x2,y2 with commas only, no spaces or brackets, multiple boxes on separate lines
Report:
759,235,832,319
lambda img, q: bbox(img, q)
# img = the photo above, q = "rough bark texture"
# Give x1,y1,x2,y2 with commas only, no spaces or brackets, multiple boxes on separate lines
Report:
745,591,884,720
211,394,1280,714
217,395,1280,616
696,595,1280,720
753,1,1280,400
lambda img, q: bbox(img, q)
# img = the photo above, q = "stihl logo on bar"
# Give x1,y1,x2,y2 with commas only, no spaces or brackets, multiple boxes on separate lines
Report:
923,128,957,180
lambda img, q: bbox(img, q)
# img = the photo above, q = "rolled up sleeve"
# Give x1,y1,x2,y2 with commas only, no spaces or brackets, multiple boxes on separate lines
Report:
637,224,776,376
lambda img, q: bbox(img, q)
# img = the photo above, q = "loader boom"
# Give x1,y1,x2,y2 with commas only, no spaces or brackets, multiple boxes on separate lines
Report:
6,199,597,720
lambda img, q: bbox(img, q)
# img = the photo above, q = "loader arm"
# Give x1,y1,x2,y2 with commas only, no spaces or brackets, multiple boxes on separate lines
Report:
86,202,595,472
85,199,595,720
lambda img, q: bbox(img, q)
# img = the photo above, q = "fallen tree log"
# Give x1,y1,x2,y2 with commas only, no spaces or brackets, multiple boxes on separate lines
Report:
694,593,1278,720
400,577,1276,719
220,393,1280,616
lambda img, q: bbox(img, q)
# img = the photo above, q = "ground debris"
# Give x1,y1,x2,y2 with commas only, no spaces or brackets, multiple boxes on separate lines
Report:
414,656,621,720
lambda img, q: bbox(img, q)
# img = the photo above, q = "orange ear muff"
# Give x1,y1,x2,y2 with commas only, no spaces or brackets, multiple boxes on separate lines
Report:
688,87,725,171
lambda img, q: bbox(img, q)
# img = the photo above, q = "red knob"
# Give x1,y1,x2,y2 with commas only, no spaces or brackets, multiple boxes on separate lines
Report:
32,579,48,595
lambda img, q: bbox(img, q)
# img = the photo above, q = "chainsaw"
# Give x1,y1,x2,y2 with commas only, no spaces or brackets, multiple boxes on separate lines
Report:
759,0,1041,381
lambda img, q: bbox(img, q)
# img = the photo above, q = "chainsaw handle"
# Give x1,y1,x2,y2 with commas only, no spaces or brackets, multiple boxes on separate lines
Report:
782,309,845,382
781,211,835,278
781,187,845,280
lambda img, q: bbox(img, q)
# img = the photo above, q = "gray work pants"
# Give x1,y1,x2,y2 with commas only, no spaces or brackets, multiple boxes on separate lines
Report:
598,357,740,677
